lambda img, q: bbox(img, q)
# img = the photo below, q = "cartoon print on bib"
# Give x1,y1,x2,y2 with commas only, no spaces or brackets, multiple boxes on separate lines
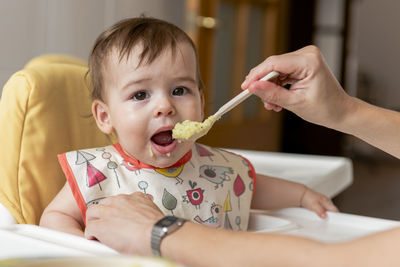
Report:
233,174,245,209
97,148,120,188
211,147,229,163
223,191,233,230
199,165,233,189
196,143,214,161
155,165,184,184
183,180,204,209
138,181,153,200
162,188,178,215
121,159,141,175
86,197,106,207
75,150,107,190
194,203,222,228
235,216,242,230
60,143,255,231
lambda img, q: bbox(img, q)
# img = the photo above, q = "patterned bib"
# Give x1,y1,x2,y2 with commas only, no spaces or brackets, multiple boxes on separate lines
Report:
58,143,256,231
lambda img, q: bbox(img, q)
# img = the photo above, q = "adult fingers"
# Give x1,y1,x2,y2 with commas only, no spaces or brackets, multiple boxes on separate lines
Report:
86,204,102,221
241,63,275,89
248,80,299,109
94,192,150,211
84,211,108,240
85,194,136,223
86,203,111,222
264,102,283,112
241,45,321,90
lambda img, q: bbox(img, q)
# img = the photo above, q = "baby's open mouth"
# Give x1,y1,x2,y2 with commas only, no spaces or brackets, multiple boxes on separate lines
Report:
151,130,174,146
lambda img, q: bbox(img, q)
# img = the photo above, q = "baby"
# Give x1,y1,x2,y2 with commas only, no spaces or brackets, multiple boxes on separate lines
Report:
40,17,338,237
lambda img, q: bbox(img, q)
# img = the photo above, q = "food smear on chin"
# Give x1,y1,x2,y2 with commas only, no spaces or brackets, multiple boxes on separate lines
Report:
149,145,155,159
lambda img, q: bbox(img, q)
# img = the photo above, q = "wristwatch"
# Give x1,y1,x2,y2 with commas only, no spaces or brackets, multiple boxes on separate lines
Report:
151,216,186,257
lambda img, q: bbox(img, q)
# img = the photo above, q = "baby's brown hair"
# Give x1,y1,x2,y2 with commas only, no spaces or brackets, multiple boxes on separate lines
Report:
88,16,204,101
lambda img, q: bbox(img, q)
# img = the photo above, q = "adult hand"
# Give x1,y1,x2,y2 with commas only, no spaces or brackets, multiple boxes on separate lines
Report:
241,45,354,130
85,192,164,256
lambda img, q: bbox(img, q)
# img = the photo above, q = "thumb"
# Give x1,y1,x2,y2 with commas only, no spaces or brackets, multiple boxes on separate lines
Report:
248,80,296,109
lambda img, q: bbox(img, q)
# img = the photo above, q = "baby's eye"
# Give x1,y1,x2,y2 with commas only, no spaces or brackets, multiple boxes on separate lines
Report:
172,87,187,96
132,91,148,101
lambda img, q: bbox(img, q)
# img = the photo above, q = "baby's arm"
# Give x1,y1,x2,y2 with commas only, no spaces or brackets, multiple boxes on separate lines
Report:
251,174,338,218
39,182,84,236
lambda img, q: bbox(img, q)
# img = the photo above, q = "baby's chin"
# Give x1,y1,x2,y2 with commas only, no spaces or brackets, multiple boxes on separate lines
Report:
146,154,180,169
148,142,193,168
139,149,179,168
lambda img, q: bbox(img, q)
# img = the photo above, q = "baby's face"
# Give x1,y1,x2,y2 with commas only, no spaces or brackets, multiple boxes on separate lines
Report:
97,42,203,168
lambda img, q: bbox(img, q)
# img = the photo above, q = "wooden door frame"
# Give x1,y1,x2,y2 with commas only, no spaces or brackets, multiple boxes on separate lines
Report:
185,0,289,151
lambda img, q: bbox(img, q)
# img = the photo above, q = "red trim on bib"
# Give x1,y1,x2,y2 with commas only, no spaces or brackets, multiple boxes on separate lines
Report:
113,143,192,170
58,153,88,224
240,156,257,200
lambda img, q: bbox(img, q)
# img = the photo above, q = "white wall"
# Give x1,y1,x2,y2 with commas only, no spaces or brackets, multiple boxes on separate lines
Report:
314,0,344,80
356,0,400,110
0,0,184,93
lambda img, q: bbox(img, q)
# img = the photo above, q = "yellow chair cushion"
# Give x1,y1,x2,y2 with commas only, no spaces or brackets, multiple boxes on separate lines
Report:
24,54,87,69
0,62,112,224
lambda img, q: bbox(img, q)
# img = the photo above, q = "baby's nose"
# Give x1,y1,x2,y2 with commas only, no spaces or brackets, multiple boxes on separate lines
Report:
153,98,175,117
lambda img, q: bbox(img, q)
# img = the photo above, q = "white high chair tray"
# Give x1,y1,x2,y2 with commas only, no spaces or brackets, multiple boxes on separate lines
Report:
0,150,356,261
1,208,399,261
0,224,177,266
227,149,353,198
0,224,117,260
249,208,400,242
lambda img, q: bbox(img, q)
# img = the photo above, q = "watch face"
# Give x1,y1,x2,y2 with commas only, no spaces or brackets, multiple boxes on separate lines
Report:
158,216,178,227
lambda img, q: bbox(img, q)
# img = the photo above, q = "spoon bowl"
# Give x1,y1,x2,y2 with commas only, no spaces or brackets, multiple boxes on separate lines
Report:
172,71,280,142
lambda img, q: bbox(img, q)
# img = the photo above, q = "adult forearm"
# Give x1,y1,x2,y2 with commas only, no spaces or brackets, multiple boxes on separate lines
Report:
336,97,400,159
161,222,329,267
330,226,400,266
163,222,400,267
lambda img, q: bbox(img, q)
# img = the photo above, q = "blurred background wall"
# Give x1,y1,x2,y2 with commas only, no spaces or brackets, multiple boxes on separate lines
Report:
2,0,400,220
0,0,185,90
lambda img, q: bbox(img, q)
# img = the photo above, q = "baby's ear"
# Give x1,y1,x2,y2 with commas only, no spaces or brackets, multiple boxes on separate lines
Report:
92,100,113,134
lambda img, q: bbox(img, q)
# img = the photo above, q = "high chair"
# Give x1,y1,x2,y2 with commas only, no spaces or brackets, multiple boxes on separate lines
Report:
0,55,112,225
23,54,88,69
0,55,353,227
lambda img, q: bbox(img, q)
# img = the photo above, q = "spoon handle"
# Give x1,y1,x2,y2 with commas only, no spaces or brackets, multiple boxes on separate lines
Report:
213,71,279,119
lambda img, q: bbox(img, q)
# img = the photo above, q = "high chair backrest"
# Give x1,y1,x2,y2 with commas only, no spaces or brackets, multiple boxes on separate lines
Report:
0,55,112,224
24,54,88,69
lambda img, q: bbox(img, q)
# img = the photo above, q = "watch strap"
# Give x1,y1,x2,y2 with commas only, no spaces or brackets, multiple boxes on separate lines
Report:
151,216,186,257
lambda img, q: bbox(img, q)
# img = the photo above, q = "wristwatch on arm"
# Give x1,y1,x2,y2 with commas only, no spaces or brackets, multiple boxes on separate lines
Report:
151,216,187,257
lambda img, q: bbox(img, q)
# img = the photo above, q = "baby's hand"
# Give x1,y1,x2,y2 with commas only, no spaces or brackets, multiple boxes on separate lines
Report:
300,188,339,219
